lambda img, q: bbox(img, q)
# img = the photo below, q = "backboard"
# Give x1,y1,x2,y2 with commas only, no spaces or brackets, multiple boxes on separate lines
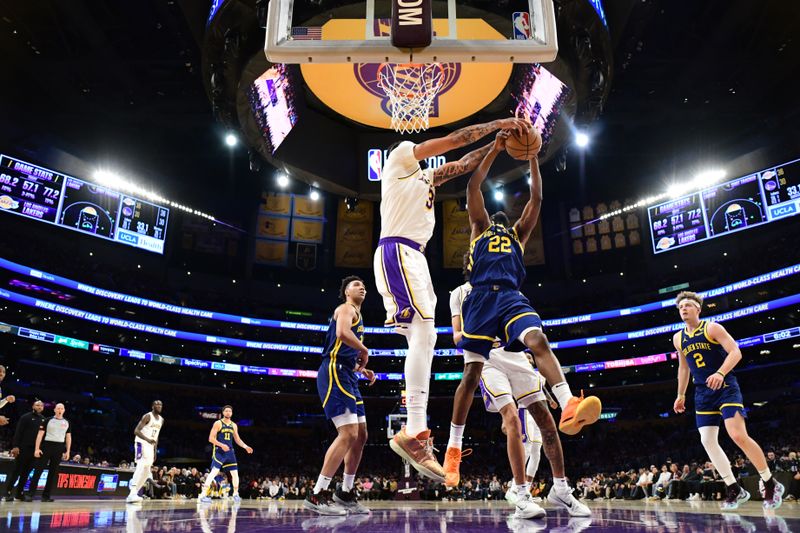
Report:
265,0,558,64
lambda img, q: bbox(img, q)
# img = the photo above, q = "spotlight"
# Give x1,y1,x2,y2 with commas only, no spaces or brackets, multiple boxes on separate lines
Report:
310,189,320,201
277,173,289,188
575,131,589,148
225,133,238,147
693,169,726,187
494,189,504,202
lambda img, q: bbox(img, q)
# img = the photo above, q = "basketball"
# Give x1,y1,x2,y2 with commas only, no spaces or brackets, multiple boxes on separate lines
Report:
505,125,542,160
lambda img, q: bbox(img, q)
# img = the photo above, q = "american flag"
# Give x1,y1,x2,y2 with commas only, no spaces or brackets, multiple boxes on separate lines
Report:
291,26,322,40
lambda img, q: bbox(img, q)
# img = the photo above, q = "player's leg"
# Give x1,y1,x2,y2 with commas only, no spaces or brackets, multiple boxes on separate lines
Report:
200,467,221,502
334,413,370,514
127,441,152,503
517,326,601,435
230,468,241,501
304,411,356,515
443,357,484,487
527,401,590,517
723,410,784,509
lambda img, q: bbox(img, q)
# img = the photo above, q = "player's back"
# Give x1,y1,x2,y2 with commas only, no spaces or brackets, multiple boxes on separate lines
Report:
379,141,435,245
679,320,731,384
469,223,526,289
321,305,364,368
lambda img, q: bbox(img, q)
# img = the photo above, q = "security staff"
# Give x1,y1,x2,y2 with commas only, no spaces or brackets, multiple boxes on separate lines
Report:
25,403,72,502
3,400,45,501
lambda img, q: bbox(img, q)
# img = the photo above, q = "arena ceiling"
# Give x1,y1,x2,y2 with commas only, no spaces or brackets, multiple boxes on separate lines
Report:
1,0,798,219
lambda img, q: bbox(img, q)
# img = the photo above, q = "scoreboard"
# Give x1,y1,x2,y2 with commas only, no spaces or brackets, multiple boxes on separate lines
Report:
648,157,800,254
0,154,169,254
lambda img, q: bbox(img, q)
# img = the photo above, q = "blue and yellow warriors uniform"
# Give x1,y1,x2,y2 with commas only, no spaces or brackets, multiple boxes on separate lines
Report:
211,420,237,472
317,304,366,420
459,223,542,357
680,320,745,428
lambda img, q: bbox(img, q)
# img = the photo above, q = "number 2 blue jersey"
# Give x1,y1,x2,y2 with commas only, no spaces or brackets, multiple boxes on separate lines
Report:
680,320,731,384
468,223,526,289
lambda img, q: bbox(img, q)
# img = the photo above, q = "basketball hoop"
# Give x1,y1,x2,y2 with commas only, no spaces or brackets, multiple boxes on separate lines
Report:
377,63,445,134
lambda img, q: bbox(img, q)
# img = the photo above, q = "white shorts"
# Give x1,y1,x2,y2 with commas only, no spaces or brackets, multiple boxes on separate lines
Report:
479,348,546,412
134,439,155,465
522,411,542,444
374,240,436,327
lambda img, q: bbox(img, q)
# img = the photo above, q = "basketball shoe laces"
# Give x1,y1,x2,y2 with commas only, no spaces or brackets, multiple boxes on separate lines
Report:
420,436,440,462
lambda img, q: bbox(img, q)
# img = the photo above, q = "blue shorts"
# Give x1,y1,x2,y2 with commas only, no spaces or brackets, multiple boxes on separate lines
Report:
695,377,746,428
317,359,365,421
458,286,542,357
210,446,238,472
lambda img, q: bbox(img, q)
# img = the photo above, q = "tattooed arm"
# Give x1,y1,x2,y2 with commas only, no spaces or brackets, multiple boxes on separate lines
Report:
431,143,492,187
413,117,529,162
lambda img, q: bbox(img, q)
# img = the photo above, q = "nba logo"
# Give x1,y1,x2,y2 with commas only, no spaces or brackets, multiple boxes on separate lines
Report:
512,12,532,40
368,149,383,181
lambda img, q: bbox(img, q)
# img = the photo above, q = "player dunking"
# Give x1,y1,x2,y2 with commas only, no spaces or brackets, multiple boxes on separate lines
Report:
127,400,164,503
305,276,375,516
672,291,784,510
199,406,253,503
443,130,601,504
375,116,529,480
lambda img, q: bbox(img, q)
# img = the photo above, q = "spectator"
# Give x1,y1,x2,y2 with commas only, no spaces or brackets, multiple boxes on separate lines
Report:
649,464,672,500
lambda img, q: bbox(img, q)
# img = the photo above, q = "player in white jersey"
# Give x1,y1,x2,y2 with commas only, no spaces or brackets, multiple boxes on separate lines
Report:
127,400,164,503
376,117,529,480
451,281,590,518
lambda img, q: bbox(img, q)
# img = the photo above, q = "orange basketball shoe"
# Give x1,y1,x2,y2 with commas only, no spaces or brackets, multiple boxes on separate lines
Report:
558,392,602,435
443,447,472,487
389,429,445,482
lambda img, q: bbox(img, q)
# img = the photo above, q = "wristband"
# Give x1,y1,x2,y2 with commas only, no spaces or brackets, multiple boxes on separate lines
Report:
714,370,726,378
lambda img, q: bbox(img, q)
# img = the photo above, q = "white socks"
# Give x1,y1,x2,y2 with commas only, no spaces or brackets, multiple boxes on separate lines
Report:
553,477,569,493
551,382,574,410
343,473,356,492
448,423,465,450
313,475,332,494
404,320,436,436
129,462,150,495
699,426,736,485
515,482,531,496
759,468,772,482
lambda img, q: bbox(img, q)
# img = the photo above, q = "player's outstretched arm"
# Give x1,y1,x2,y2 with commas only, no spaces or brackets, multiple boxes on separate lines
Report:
704,322,742,390
467,132,508,239
513,155,543,248
232,424,253,453
432,143,492,187
414,117,529,161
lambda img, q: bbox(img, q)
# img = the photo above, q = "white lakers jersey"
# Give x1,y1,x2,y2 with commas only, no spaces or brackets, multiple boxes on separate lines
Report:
135,413,163,444
379,141,436,245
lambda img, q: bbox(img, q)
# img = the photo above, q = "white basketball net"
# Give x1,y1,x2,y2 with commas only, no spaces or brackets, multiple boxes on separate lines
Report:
378,63,445,134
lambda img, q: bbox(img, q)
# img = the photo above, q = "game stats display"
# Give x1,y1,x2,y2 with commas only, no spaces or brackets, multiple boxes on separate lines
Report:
648,158,800,254
0,155,169,254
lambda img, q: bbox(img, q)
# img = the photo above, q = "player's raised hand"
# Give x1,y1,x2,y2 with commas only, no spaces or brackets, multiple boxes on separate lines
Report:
497,117,529,136
492,130,511,153
355,347,369,372
361,368,377,386
673,397,685,414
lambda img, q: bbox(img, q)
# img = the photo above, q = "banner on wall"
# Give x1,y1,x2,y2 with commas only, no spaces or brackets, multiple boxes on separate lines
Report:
256,215,290,240
442,199,471,269
292,196,324,219
335,200,373,268
291,219,324,243
259,192,292,215
255,239,288,265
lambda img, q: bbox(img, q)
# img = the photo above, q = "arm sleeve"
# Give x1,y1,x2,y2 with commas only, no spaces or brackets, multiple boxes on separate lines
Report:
385,142,419,176
449,287,463,317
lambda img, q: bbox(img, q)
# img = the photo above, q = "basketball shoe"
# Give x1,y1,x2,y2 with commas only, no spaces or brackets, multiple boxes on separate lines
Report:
389,429,445,482
558,392,602,435
443,447,472,487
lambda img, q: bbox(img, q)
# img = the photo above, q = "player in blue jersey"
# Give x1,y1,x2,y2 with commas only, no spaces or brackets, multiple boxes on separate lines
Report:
443,130,601,512
305,276,376,516
672,291,784,510
199,405,253,503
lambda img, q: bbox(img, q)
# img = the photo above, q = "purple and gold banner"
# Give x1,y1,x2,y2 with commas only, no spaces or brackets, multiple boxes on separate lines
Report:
256,215,290,241
442,199,471,269
291,218,324,243
292,195,324,219
259,192,292,216
335,200,373,268
254,239,288,265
